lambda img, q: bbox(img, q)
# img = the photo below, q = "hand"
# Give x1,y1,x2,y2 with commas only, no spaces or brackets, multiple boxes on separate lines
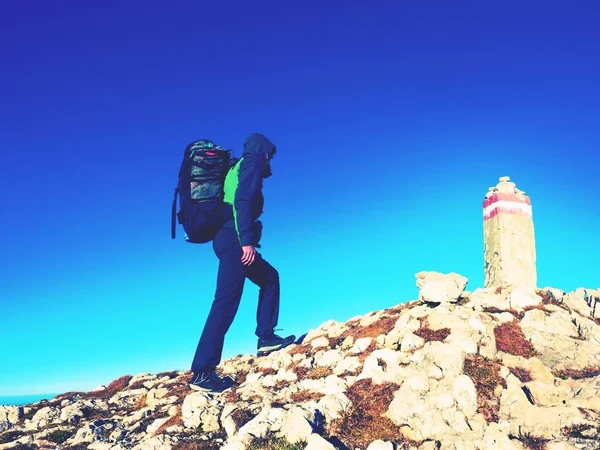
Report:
241,245,257,266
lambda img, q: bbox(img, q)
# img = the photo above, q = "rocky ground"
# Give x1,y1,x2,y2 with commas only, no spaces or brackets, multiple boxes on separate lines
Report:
1,272,600,450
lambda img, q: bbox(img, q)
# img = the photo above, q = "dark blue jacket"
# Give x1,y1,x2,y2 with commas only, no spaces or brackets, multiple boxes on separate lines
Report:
222,133,276,247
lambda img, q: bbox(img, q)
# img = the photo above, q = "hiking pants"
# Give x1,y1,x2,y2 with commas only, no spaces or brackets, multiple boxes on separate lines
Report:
190,225,280,374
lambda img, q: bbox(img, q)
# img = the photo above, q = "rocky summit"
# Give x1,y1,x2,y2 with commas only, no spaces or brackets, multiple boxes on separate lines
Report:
2,273,600,450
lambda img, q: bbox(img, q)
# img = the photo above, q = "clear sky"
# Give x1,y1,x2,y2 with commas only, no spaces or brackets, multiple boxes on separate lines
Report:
1,0,598,397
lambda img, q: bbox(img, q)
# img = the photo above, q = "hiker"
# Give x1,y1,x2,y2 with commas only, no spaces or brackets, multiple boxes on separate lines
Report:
188,133,296,393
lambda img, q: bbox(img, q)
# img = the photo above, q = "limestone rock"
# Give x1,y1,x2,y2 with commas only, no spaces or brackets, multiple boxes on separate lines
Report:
482,423,521,449
400,332,425,352
415,271,468,305
315,349,343,367
305,433,336,450
311,337,330,349
357,348,409,384
131,435,172,450
221,438,246,450
27,406,61,430
221,438,247,450
506,287,542,310
420,341,465,379
315,393,351,422
146,387,169,408
333,356,361,375
367,440,394,450
0,406,22,432
59,403,83,423
181,392,210,429
452,375,478,418
349,337,373,355
128,373,157,386
499,374,588,439
237,403,271,444
5,278,600,450
280,407,313,444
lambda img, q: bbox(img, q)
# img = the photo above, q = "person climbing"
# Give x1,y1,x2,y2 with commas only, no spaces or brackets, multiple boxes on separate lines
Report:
189,133,296,393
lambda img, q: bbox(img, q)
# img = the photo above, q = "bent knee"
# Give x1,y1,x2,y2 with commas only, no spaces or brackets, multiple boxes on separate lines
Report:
268,268,279,284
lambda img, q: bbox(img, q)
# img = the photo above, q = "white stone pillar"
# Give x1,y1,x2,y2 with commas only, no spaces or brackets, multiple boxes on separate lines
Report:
483,176,537,289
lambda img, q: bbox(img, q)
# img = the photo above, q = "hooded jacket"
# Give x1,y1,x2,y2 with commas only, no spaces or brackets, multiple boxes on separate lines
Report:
222,133,276,247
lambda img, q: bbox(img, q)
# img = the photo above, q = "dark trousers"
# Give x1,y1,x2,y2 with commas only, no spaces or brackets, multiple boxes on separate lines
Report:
190,226,280,374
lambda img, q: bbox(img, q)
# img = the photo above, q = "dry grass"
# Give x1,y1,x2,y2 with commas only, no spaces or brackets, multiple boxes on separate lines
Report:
552,366,600,380
258,367,277,376
248,436,306,449
536,290,555,305
274,379,293,389
339,315,398,340
328,336,345,349
494,321,538,358
455,295,471,306
328,379,403,448
513,432,550,450
230,408,258,429
463,356,506,423
46,428,75,445
483,306,524,319
485,302,556,319
289,361,309,379
0,430,25,445
155,372,193,402
50,391,85,404
221,371,248,403
156,370,180,379
289,362,334,381
414,319,451,342
86,375,133,400
223,388,242,403
153,407,183,435
522,304,551,316
290,390,324,403
134,393,148,409
535,289,569,311
306,366,333,379
384,304,406,315
508,366,533,383
288,342,313,356
234,370,248,385
172,439,221,450
357,340,378,364
562,422,600,441
127,380,149,390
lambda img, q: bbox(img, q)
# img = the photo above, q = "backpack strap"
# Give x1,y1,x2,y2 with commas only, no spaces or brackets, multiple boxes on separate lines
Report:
171,187,178,239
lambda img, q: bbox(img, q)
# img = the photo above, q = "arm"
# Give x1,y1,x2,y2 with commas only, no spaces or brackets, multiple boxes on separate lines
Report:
233,154,262,247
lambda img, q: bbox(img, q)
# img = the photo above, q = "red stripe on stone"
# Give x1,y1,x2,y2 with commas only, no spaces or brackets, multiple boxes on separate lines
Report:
482,193,531,209
484,207,532,221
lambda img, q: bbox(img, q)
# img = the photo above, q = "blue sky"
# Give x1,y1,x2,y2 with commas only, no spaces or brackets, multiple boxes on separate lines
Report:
1,0,598,397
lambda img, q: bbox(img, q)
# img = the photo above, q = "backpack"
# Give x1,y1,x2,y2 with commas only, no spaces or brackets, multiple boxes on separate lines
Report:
171,139,238,243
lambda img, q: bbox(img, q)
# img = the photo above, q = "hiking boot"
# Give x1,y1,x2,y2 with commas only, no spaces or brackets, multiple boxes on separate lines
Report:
257,333,296,356
189,371,233,393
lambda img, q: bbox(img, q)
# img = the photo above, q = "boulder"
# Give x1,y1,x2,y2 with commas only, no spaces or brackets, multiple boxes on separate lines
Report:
415,271,468,305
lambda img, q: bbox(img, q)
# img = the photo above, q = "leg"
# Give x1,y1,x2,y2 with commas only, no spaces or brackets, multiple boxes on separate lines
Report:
190,230,246,374
246,254,280,338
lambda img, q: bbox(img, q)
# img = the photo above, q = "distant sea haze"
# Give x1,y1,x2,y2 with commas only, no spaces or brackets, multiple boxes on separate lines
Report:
0,394,58,407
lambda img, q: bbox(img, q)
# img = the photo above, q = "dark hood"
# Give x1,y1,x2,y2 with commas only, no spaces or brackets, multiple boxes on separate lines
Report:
243,133,276,157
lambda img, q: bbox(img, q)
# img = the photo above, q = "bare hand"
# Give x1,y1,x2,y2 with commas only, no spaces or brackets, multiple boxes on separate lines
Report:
241,245,257,266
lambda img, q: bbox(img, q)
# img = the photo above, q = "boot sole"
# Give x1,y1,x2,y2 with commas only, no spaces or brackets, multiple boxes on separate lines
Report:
189,383,232,393
257,337,296,356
